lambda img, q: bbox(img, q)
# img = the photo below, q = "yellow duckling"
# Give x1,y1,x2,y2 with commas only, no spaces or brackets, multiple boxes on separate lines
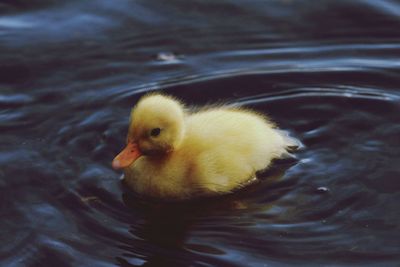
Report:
112,93,297,200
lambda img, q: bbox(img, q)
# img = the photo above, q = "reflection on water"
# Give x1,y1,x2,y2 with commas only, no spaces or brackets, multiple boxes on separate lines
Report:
1,0,400,266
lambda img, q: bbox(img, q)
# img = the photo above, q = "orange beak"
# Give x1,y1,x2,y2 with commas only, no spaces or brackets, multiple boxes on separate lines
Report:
112,141,142,170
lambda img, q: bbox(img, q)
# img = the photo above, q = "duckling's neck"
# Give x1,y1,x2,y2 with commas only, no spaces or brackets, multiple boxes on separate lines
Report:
146,153,171,163
172,117,187,150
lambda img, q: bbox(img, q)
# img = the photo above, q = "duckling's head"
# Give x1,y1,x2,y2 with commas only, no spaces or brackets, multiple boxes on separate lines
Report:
112,94,185,170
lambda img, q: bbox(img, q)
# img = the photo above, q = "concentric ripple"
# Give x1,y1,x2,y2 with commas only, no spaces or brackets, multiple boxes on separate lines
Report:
1,0,400,266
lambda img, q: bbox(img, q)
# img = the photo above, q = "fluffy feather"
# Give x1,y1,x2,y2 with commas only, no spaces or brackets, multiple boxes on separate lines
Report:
113,93,297,200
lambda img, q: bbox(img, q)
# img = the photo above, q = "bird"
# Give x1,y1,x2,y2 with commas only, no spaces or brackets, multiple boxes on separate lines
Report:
112,93,298,200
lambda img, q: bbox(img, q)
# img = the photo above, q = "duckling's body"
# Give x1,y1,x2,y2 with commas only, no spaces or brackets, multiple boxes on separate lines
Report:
113,94,296,200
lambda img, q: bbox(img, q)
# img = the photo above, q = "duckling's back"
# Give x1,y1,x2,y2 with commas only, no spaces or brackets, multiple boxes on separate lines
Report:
183,107,288,194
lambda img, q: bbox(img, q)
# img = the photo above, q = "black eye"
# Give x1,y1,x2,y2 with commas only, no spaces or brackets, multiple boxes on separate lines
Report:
150,128,161,137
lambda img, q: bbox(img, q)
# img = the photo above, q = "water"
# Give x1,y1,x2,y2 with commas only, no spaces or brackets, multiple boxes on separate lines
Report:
1,0,400,266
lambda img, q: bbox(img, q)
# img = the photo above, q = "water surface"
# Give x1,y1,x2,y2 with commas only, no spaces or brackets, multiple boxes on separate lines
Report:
1,1,400,266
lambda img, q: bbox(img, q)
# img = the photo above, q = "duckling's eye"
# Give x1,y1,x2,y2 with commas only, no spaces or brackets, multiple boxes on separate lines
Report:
150,128,161,137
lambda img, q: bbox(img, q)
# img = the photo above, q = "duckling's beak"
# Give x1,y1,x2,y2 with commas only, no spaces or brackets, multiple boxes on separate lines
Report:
112,142,142,170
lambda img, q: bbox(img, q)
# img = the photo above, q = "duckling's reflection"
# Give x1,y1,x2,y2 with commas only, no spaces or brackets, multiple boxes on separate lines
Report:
116,158,297,267
117,192,234,266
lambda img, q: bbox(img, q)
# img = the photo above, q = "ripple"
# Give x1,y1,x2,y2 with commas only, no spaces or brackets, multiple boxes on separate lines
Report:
234,86,400,105
1,0,400,266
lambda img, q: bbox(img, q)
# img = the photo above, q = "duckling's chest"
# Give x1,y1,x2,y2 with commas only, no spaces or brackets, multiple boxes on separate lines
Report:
123,154,195,199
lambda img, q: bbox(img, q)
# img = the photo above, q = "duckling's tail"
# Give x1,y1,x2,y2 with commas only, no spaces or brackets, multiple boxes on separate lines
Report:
277,130,302,151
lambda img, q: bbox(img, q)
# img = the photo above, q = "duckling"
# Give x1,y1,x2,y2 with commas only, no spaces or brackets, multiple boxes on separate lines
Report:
112,93,297,200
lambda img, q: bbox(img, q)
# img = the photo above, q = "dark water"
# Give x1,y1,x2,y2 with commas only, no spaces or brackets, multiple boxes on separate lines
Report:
1,0,400,266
